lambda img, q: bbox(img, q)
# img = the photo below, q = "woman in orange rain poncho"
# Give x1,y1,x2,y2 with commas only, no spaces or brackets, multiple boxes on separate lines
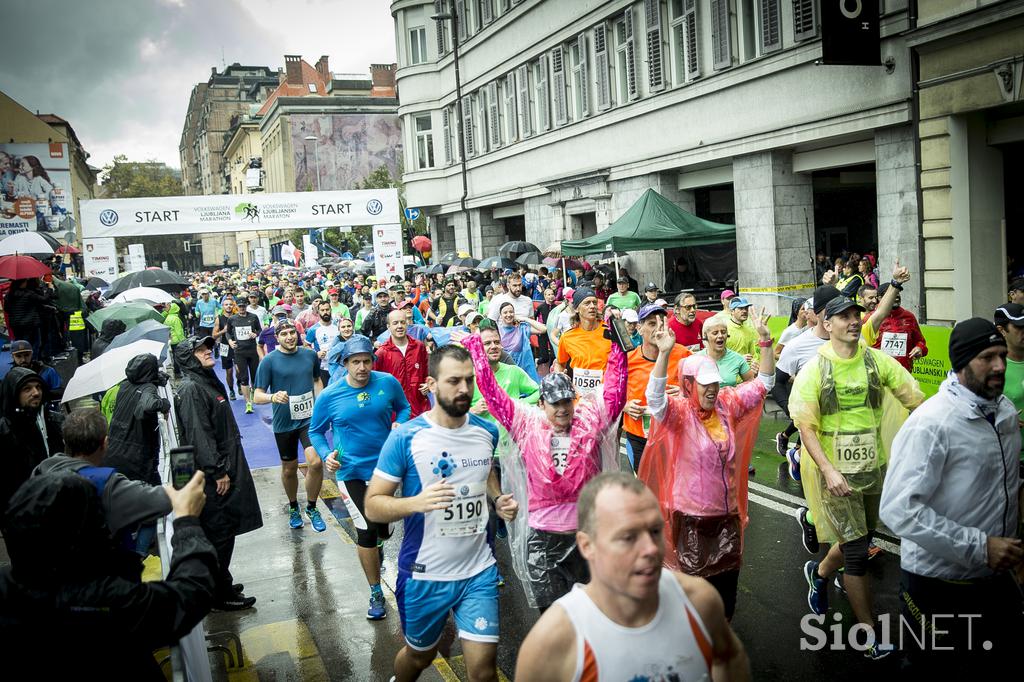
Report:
639,310,775,619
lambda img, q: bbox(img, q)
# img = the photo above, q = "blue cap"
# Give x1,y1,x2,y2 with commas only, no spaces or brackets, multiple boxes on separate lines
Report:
637,303,668,321
340,334,374,363
729,297,752,309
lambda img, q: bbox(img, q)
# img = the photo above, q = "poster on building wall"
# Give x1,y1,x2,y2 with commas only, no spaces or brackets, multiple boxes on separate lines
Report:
83,238,118,279
373,224,404,283
0,219,31,238
0,142,74,233
290,114,402,193
127,243,147,272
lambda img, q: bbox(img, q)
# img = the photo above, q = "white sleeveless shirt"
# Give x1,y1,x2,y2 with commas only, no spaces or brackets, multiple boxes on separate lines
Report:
556,570,713,682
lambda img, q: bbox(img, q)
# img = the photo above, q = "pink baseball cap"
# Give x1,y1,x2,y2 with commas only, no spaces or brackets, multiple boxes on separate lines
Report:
721,289,737,300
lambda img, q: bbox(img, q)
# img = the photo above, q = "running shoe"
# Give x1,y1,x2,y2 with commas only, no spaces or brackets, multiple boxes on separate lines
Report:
367,592,386,620
864,642,894,660
232,583,244,594
213,594,257,611
229,390,237,401
796,506,819,554
804,560,828,616
245,401,253,414
786,446,801,482
306,507,327,533
748,464,756,477
289,507,304,529
775,432,788,457
867,541,883,560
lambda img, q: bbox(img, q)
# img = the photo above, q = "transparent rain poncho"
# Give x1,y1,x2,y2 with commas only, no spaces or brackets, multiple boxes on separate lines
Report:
789,344,923,545
465,334,625,607
639,356,767,577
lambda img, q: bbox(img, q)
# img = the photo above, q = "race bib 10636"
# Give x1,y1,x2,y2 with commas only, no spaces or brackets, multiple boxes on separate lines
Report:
438,480,487,537
833,432,878,474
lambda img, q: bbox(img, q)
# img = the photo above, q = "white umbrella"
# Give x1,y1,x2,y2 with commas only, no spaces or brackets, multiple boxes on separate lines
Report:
61,339,167,404
0,231,55,256
112,286,175,304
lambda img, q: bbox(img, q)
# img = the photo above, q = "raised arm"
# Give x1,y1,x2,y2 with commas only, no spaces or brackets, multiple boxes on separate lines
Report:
601,340,628,422
645,319,677,422
461,333,518,432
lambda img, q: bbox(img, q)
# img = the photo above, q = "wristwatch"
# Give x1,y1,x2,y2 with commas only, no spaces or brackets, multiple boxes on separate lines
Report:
889,280,904,291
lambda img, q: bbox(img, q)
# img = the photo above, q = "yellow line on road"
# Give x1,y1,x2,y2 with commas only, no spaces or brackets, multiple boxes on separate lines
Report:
432,655,461,682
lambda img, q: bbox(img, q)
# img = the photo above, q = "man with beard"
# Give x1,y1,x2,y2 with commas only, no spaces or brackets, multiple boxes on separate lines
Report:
313,335,410,619
366,344,519,682
429,279,462,328
881,319,1022,674
306,300,340,386
361,289,394,342
254,321,326,533
488,273,534,322
175,336,263,610
375,309,430,418
7,340,62,400
0,368,63,521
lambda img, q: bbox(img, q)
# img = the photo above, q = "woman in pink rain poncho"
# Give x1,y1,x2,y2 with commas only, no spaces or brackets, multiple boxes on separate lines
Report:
458,329,626,611
639,310,775,619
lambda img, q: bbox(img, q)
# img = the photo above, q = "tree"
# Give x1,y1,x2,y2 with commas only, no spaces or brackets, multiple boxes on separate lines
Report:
100,155,201,272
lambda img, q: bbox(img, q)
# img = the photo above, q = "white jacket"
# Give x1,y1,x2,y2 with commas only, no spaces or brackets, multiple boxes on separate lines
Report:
880,375,1021,579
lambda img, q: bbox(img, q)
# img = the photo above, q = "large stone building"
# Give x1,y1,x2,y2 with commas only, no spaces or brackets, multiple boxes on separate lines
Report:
391,0,939,317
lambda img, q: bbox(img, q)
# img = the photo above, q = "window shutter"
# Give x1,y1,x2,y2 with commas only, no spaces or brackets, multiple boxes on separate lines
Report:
760,0,781,52
537,54,551,131
577,33,590,117
488,81,501,147
624,8,638,100
481,0,493,25
683,0,700,80
505,72,518,141
711,0,732,70
462,96,474,156
456,0,468,42
793,0,817,42
594,24,612,110
442,108,452,163
435,0,447,54
551,47,568,126
501,0,512,11
517,64,532,137
645,0,665,92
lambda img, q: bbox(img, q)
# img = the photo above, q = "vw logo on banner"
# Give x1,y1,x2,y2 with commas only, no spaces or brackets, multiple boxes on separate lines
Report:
99,209,119,226
366,199,383,216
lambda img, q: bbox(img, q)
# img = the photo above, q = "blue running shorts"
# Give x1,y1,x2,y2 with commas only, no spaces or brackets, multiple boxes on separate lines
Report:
395,564,499,650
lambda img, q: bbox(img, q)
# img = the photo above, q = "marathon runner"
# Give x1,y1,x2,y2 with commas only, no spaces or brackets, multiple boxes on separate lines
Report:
252,319,326,533
364,344,519,682
495,301,547,383
194,287,219,344
375,309,430,418
789,296,924,660
226,297,262,414
515,472,749,681
212,297,238,401
458,321,625,612
307,300,340,386
668,292,704,352
994,303,1024,467
311,334,411,619
552,289,612,399
468,325,539,424
623,303,691,472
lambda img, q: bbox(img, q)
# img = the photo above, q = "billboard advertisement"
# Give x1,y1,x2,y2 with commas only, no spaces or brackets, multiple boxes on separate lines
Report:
0,142,74,233
373,223,405,283
291,114,402,192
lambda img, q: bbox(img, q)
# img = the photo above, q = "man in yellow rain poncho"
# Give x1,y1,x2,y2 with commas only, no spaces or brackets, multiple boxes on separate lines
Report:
789,296,924,660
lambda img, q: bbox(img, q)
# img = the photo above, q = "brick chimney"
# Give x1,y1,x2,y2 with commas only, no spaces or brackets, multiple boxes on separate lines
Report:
315,55,330,83
369,63,397,94
284,55,303,85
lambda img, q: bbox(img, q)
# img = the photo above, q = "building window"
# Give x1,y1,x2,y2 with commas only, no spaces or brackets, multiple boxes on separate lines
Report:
504,72,518,142
487,81,502,148
517,64,534,137
644,0,666,92
793,0,817,42
434,0,450,54
670,0,700,83
534,56,551,131
759,0,782,53
442,107,454,164
462,95,475,156
615,9,638,103
477,87,490,152
410,26,428,64
710,0,733,70
594,23,613,110
570,34,590,120
478,0,494,28
551,46,569,126
415,114,434,169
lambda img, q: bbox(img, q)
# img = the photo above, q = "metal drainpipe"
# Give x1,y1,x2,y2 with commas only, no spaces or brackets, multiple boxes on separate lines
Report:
450,0,472,256
908,0,927,322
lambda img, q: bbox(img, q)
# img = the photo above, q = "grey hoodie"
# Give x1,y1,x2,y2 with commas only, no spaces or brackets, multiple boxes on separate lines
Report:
32,455,171,536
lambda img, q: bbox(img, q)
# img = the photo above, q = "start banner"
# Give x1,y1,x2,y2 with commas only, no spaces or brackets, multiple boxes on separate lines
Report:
81,188,400,238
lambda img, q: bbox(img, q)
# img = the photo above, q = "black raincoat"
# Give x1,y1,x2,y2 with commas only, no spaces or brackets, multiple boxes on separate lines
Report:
102,355,171,486
173,342,262,543
90,318,127,359
0,367,63,520
0,472,217,680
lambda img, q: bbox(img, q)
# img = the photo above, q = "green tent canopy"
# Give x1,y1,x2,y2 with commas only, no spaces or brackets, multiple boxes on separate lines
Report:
561,188,736,255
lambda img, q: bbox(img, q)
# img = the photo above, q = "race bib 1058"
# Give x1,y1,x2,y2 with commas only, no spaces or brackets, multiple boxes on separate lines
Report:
572,368,603,396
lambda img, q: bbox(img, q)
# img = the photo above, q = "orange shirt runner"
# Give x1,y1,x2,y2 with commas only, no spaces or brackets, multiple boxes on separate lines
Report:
624,344,691,437
557,325,612,397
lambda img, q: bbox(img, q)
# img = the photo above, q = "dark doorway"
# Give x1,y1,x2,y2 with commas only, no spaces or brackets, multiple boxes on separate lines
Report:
812,164,877,259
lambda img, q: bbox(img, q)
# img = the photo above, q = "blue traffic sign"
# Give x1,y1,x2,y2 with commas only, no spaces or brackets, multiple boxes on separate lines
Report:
404,207,421,222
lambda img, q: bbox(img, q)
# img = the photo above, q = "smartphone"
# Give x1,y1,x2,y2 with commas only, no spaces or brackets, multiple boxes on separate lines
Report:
169,446,195,490
604,317,636,352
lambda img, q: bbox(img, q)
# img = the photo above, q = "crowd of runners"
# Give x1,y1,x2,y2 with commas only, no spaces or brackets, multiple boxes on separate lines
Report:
4,256,1023,680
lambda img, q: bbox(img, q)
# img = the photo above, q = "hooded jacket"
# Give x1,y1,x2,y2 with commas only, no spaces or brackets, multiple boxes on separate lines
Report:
162,302,185,345
0,367,64,520
90,319,127,359
880,375,1021,579
102,355,171,486
173,342,262,543
0,472,215,680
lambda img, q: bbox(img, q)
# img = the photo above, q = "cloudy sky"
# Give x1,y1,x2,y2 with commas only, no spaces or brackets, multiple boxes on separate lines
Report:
4,0,397,170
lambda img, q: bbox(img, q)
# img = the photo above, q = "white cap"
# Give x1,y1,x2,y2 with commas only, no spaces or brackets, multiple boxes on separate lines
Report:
621,308,639,323
681,355,723,386
457,303,475,318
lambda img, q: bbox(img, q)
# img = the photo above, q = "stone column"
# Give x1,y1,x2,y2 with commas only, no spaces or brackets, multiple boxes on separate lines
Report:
875,125,922,317
470,208,506,259
732,151,815,316
452,211,471,255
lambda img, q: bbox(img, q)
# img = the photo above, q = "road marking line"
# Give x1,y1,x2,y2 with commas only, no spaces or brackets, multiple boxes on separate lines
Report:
441,654,512,682
748,480,807,507
432,654,460,682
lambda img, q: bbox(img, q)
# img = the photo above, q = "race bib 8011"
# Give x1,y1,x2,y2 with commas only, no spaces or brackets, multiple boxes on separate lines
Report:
288,391,314,420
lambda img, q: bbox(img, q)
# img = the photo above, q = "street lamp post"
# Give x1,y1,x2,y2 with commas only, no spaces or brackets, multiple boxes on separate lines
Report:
304,135,321,191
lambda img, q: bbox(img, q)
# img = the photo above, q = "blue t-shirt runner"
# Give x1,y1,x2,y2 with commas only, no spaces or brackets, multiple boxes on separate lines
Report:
194,297,219,330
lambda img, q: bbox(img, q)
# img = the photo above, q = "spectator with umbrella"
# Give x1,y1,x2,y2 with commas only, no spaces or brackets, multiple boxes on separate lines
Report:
90,319,127,360
4,275,55,361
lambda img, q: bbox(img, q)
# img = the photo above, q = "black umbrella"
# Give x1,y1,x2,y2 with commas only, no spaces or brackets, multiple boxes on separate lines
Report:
497,241,539,259
425,263,447,275
414,265,431,274
105,319,171,361
107,269,189,297
439,251,460,264
514,252,543,266
478,256,518,271
449,257,481,269
84,276,109,290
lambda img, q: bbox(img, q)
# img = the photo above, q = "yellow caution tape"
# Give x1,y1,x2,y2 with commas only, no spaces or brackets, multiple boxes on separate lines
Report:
739,282,816,293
